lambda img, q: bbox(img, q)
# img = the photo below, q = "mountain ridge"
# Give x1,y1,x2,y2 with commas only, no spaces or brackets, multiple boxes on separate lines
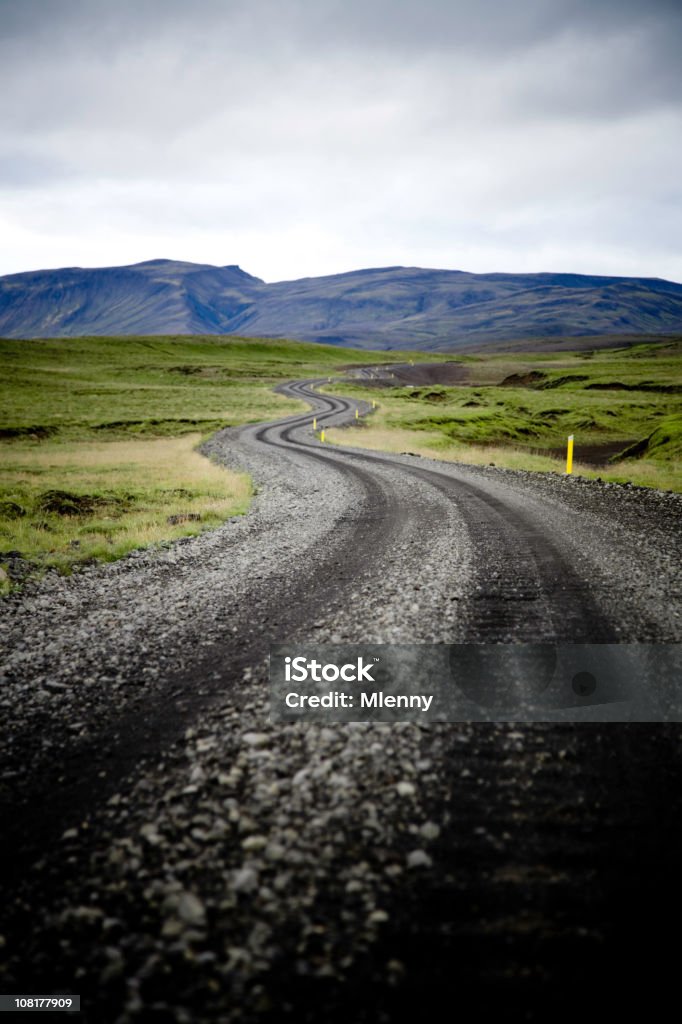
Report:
1,259,681,350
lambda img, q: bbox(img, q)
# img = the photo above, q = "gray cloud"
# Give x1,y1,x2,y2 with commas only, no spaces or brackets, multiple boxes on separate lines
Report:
0,0,680,282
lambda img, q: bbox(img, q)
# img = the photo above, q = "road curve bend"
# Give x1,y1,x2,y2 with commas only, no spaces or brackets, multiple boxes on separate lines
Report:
246,377,680,645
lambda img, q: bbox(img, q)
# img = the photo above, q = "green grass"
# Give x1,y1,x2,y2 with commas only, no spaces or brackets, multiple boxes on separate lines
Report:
0,334,408,578
326,340,682,492
2,333,680,585
0,334,411,438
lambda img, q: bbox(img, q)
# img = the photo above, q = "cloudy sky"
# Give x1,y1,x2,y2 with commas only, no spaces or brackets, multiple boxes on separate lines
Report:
1,0,681,282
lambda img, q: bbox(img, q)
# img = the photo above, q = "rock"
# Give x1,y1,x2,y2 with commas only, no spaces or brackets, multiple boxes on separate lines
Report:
161,917,184,939
176,891,206,927
407,849,433,869
167,513,201,525
329,772,351,788
264,842,286,861
139,823,163,846
195,737,216,753
60,905,104,925
420,822,440,840
242,732,269,748
242,835,268,852
43,680,68,693
395,781,416,797
233,867,259,894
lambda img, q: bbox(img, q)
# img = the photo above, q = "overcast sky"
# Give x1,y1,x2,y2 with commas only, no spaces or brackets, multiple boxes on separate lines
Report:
1,0,681,282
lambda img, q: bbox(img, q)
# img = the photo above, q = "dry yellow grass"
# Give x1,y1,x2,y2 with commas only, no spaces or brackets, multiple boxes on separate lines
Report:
4,433,246,489
0,434,252,574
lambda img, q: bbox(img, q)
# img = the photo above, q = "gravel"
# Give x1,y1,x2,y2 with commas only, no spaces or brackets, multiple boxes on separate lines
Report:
1,380,680,1021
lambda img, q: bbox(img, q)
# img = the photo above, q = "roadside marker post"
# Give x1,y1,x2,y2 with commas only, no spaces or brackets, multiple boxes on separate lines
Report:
355,409,359,420
566,434,574,475
313,417,316,431
372,399,376,409
320,430,326,443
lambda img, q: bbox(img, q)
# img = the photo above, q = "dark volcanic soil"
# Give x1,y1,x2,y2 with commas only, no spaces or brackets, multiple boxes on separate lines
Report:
347,362,471,386
531,439,638,465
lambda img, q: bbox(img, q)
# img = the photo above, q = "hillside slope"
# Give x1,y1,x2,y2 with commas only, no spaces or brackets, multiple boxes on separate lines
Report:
1,260,681,349
0,260,263,338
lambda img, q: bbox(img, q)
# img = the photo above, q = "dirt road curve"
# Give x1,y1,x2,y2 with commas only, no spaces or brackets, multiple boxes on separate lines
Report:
0,380,681,1022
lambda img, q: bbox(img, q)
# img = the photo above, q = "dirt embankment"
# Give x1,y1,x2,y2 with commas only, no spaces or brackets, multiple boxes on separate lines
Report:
346,362,471,387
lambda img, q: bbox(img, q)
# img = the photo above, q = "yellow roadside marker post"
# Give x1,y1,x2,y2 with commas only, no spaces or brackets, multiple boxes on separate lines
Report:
372,399,376,409
313,417,316,431
566,434,574,475
355,409,359,420
320,430,326,443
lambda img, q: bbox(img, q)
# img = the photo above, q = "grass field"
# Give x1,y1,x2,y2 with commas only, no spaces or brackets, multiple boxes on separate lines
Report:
0,435,253,576
326,340,682,492
0,334,408,437
2,334,680,588
0,334,405,583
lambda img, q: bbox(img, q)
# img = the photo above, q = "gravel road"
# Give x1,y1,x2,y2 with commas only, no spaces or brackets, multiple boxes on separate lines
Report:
1,379,680,1022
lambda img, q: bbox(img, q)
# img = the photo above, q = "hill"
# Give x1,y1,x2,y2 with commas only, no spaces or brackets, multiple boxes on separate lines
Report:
1,259,681,350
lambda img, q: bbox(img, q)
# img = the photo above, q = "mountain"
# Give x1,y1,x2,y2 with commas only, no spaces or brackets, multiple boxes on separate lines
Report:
0,260,263,338
1,259,681,350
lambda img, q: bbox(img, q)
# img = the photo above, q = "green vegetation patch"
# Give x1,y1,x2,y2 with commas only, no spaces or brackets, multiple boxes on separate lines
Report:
328,339,682,492
619,418,682,461
0,334,416,439
0,334,413,580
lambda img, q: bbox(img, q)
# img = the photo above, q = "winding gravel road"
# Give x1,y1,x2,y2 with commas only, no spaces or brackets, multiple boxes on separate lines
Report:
1,379,681,1022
